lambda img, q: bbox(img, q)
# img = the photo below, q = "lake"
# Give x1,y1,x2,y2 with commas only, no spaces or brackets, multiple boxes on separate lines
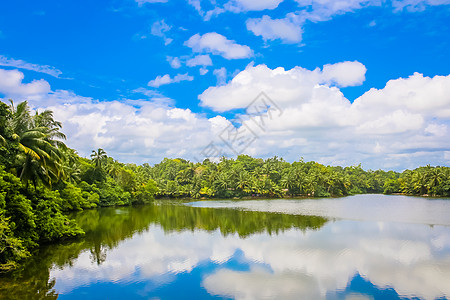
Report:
1,194,449,299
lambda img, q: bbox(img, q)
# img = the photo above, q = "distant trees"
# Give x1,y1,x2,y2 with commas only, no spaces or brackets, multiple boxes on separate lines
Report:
385,166,450,196
1,99,449,273
143,156,394,198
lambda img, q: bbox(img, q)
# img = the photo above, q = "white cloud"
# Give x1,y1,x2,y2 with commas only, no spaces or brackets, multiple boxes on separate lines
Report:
186,54,213,67
167,56,182,69
185,32,253,59
243,0,381,43
246,15,303,43
199,67,209,75
199,63,450,169
0,55,62,78
151,19,173,45
224,0,285,12
2,66,450,170
0,68,51,95
200,62,366,111
188,0,203,14
148,73,194,87
322,61,366,87
190,0,284,20
294,0,382,19
213,67,227,85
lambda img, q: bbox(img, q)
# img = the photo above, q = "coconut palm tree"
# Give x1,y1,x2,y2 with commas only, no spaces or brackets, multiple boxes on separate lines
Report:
91,148,107,169
7,101,67,187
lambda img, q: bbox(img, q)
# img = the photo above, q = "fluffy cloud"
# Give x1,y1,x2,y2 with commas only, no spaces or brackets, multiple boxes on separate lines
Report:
0,68,51,95
246,15,303,43
0,68,224,164
148,73,194,87
2,65,450,170
167,56,182,69
185,32,253,59
199,62,450,169
0,55,62,78
186,54,213,67
321,61,366,87
200,61,366,111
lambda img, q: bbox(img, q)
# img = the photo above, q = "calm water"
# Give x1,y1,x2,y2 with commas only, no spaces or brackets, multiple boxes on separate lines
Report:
1,195,449,300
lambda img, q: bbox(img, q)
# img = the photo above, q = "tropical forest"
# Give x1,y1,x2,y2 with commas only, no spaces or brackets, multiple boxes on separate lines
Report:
1,100,450,274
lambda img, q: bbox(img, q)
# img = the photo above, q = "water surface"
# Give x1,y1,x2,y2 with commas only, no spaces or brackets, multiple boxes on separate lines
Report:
189,194,450,226
1,195,449,299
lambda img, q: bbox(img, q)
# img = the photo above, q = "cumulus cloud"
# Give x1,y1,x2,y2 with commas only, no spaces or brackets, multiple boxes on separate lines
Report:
148,73,194,87
186,54,213,67
2,65,450,170
246,15,303,43
151,19,173,45
200,61,367,111
185,32,253,59
0,55,62,78
167,56,182,69
199,62,450,169
322,61,366,87
0,68,223,164
0,68,51,95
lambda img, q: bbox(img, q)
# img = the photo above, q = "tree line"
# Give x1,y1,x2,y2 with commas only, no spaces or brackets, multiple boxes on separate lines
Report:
1,100,449,272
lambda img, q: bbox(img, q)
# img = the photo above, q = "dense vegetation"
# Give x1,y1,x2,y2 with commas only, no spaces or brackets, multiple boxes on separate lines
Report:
1,100,450,272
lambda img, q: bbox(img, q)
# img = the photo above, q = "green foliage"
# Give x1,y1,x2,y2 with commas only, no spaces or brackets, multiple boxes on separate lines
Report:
29,188,84,242
133,179,159,204
0,213,29,272
1,99,449,273
0,167,84,272
59,182,98,211
395,166,450,196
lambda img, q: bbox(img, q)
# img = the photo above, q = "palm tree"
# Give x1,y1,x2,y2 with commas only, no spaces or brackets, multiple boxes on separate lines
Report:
7,101,67,187
91,148,107,169
412,170,428,195
236,171,249,191
426,167,444,196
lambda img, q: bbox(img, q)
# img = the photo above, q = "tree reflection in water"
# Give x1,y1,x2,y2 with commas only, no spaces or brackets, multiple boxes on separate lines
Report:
0,202,327,298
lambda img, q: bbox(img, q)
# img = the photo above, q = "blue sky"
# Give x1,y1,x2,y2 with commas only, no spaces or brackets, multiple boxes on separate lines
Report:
1,0,450,170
